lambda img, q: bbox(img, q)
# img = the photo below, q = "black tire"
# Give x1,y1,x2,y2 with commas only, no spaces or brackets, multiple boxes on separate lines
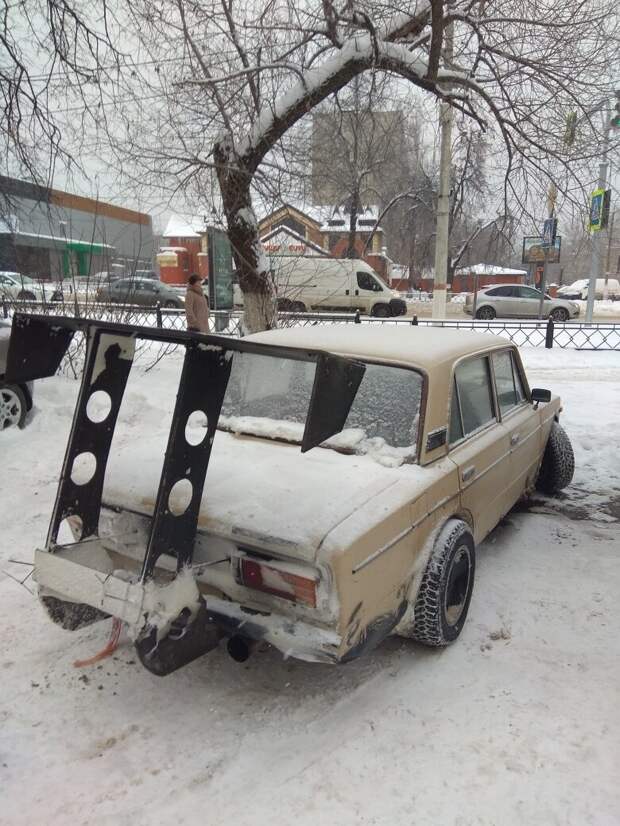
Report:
476,305,496,320
17,290,36,301
0,382,27,429
291,301,306,313
535,422,575,494
371,303,390,318
411,519,475,647
550,307,569,322
163,300,177,308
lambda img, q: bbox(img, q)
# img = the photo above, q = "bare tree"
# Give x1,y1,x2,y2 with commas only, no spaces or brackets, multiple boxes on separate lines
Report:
122,0,614,332
5,0,616,332
0,0,124,185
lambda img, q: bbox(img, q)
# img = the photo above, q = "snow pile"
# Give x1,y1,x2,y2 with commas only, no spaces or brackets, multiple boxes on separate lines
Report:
0,342,618,826
219,418,416,466
219,414,304,444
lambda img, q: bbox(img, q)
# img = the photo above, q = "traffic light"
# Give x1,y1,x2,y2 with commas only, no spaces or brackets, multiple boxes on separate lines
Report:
612,91,620,129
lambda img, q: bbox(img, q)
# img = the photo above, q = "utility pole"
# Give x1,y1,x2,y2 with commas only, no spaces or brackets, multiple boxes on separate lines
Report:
432,17,453,320
586,109,611,322
604,209,615,296
537,184,557,319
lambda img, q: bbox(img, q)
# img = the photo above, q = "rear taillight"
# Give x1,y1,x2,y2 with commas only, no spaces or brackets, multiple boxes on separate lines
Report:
238,558,317,607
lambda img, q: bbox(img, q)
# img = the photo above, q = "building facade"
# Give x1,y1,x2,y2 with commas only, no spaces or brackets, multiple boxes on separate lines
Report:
0,176,154,280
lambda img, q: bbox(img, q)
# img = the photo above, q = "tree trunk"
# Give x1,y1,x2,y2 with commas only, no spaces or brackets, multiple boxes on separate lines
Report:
345,187,360,259
215,146,276,334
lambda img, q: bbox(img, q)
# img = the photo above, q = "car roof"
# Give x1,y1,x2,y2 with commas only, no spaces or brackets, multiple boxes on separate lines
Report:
247,325,509,369
481,283,532,290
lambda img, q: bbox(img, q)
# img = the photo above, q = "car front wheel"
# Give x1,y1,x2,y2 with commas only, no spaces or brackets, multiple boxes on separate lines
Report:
371,303,390,318
535,422,575,494
411,519,476,646
17,290,36,301
0,383,27,429
476,305,496,320
550,307,569,322
163,300,177,308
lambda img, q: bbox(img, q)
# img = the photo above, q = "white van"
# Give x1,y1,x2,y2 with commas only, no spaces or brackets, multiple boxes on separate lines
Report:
234,257,407,317
557,278,619,300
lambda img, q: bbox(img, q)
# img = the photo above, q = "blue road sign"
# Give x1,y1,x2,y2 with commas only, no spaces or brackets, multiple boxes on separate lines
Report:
542,218,558,248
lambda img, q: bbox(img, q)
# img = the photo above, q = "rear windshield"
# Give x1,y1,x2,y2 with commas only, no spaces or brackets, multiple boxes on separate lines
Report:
218,352,423,465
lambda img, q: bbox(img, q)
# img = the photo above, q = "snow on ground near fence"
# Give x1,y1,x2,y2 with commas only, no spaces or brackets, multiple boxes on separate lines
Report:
0,348,618,825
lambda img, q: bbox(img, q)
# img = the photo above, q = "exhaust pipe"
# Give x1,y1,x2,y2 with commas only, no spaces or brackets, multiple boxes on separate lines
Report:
227,635,257,663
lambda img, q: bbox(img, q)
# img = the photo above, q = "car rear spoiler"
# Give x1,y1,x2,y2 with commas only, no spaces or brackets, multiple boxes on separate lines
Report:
6,312,365,581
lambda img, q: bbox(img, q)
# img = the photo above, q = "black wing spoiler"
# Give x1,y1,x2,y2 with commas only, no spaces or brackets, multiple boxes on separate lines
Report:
6,313,365,577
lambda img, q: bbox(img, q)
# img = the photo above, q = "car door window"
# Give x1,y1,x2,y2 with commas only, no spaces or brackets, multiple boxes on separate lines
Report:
453,356,495,437
516,286,541,300
357,271,382,292
512,355,526,402
493,350,525,415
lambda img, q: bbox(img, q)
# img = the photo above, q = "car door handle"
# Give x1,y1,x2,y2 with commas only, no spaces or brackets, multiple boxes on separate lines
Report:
345,289,349,295
510,433,521,446
355,289,359,296
462,466,475,482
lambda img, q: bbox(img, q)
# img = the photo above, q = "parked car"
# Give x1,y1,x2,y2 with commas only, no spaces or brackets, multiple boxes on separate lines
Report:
0,271,63,302
465,284,580,321
25,323,574,672
557,278,620,301
0,319,33,428
96,277,183,307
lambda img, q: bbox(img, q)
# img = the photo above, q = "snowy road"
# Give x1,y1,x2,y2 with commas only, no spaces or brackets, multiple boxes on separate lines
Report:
1,347,619,825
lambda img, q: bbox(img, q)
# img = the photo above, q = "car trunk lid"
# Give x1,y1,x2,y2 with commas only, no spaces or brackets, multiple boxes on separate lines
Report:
102,431,402,563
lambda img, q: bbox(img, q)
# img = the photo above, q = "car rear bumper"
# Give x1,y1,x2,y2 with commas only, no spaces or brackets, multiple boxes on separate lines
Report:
34,543,342,664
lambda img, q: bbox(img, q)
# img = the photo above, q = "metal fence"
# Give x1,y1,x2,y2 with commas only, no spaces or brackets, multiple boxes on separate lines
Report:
3,297,620,350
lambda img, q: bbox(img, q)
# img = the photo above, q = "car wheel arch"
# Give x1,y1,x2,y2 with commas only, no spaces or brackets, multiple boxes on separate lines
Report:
395,511,474,639
453,508,474,535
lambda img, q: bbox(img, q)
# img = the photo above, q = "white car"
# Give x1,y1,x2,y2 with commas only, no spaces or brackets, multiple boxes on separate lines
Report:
557,278,619,301
0,271,61,302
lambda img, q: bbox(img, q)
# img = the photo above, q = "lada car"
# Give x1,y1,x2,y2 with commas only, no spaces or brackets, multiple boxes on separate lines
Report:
6,317,574,674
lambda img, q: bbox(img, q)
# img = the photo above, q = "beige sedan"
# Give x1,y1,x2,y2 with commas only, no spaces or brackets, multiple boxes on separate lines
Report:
33,325,575,671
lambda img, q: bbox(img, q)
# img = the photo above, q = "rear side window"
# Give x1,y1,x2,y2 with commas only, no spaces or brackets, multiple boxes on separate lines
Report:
493,350,526,415
452,356,495,438
486,286,514,297
449,377,463,443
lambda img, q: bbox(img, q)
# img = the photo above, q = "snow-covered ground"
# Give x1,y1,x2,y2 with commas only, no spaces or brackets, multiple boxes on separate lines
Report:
1,345,619,826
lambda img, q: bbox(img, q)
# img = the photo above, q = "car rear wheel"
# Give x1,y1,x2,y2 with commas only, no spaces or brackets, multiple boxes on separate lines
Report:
291,301,306,313
476,305,496,320
535,422,575,494
411,519,475,646
163,300,177,308
550,307,569,322
0,383,27,429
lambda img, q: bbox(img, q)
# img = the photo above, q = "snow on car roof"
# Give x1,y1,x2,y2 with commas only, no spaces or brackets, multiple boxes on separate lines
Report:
247,325,507,368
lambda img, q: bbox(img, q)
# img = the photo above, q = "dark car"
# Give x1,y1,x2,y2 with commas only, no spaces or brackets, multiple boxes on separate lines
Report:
0,320,34,429
96,277,183,308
